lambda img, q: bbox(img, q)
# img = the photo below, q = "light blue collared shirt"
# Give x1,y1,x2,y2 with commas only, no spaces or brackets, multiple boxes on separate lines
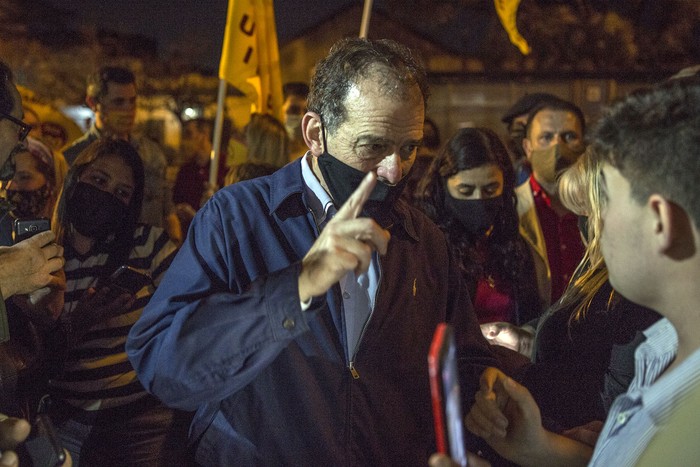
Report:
300,154,380,361
588,318,700,467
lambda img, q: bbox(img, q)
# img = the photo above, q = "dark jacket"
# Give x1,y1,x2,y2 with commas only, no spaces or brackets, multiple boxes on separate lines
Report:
127,158,498,466
521,281,661,431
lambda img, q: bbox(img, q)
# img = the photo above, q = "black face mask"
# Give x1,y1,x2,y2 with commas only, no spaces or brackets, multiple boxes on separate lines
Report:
66,182,129,240
6,185,51,218
444,194,503,237
317,122,409,227
530,143,585,189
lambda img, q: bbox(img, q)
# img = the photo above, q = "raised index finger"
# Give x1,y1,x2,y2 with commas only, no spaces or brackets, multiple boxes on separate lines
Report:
333,171,377,221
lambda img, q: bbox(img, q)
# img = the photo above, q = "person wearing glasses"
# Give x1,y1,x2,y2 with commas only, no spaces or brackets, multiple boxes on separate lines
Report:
0,60,67,467
0,60,64,310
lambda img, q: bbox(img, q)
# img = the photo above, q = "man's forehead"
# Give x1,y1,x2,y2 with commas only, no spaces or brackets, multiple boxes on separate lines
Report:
533,108,580,128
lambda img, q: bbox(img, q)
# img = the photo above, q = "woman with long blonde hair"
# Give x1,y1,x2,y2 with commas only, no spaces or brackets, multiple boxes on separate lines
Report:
519,152,661,431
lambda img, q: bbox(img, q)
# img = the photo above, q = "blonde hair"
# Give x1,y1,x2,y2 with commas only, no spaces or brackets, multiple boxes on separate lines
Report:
541,151,610,328
245,113,290,168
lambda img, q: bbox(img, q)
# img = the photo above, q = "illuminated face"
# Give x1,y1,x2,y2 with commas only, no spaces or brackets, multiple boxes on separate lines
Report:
321,78,424,185
94,82,137,137
79,154,135,206
446,164,504,200
525,109,582,153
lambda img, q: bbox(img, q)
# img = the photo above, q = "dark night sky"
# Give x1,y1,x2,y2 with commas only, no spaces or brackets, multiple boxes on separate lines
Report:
45,0,359,70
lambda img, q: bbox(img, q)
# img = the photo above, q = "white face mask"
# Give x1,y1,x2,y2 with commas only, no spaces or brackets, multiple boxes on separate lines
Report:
284,115,303,140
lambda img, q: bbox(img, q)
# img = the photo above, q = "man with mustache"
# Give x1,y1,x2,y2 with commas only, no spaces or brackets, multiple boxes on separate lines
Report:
516,98,586,308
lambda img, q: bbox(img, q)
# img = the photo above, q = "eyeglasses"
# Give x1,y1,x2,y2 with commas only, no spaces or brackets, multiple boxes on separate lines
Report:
0,111,32,143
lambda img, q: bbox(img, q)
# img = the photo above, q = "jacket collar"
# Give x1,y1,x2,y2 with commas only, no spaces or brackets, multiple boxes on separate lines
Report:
268,156,419,242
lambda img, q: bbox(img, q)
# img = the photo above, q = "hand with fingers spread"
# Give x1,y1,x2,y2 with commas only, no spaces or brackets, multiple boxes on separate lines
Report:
465,367,591,467
0,231,64,299
298,171,391,302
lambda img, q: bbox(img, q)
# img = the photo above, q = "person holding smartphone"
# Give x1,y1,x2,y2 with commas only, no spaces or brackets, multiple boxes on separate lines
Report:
44,139,189,466
0,61,64,313
0,60,65,466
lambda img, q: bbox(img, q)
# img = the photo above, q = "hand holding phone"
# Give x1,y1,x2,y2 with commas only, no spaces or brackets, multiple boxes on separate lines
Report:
429,323,468,467
22,414,66,467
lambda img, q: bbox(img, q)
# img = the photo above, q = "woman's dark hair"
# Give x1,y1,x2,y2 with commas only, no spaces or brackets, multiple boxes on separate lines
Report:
54,138,145,253
414,127,529,300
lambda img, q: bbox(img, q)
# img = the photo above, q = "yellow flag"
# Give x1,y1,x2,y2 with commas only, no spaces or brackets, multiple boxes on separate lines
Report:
494,0,531,55
219,0,284,121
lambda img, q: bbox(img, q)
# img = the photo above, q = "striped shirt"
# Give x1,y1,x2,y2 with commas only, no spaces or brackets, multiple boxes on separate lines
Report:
590,318,700,466
49,224,177,412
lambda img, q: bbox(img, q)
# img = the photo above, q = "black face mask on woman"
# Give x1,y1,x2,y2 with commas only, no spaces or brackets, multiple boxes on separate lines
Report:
317,122,409,227
66,182,129,240
6,185,51,218
444,194,503,237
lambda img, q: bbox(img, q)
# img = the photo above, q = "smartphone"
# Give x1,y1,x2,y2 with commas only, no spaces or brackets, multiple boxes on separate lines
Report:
13,217,51,244
429,323,468,467
23,414,66,467
101,265,153,298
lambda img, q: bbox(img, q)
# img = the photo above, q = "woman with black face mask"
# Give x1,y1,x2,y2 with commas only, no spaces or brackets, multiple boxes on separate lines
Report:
7,138,61,219
414,127,542,326
44,139,191,466
0,137,66,246
0,137,67,424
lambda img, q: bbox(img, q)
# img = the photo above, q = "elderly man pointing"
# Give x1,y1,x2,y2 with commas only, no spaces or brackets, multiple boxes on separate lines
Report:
128,38,498,466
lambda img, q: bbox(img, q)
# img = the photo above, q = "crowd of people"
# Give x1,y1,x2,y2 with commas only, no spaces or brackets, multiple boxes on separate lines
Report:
0,35,697,467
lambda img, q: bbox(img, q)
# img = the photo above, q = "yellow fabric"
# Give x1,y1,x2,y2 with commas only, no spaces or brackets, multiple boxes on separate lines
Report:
219,0,284,121
494,0,531,55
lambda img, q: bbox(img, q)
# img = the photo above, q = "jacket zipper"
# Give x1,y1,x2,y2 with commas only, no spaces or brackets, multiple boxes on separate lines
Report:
347,252,382,379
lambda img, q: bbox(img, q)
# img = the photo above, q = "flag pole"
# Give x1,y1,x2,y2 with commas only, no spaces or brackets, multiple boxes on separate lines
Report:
209,78,228,187
359,0,373,38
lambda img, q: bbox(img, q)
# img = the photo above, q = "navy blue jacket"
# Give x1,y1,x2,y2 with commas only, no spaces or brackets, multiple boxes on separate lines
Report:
127,159,498,466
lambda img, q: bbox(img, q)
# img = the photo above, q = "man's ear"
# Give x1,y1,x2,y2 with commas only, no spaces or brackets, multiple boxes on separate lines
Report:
302,112,323,156
650,194,695,260
522,137,533,160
